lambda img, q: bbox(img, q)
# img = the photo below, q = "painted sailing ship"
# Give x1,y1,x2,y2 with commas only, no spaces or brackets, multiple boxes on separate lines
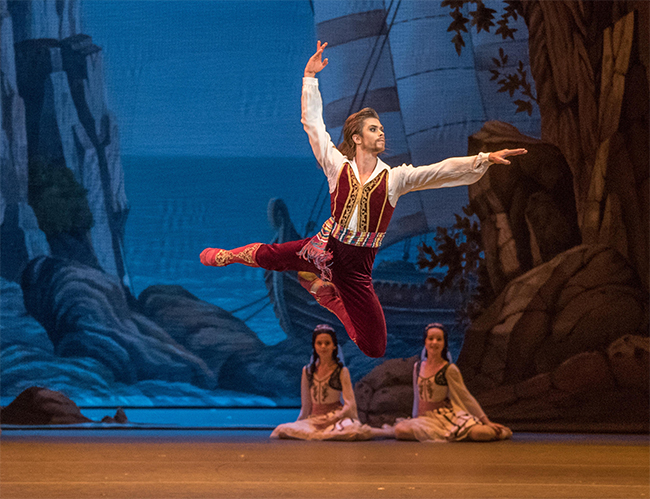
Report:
264,1,540,351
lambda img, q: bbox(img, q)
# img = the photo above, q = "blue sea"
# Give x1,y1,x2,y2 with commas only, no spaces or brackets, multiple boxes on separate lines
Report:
121,156,425,345
0,156,455,408
122,156,315,344
121,156,437,346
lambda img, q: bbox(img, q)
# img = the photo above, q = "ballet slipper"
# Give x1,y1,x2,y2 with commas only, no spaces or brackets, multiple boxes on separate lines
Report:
298,272,337,304
200,243,261,267
297,271,319,293
297,272,357,343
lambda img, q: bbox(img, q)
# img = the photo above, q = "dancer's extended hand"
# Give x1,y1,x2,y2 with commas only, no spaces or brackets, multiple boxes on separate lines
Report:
486,421,506,436
304,40,328,78
488,148,528,165
312,414,336,430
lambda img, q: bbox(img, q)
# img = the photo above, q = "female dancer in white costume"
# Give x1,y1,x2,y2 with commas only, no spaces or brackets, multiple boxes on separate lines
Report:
271,324,392,441
394,323,512,442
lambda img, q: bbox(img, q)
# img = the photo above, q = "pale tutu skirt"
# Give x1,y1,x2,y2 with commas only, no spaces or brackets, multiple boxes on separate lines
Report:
399,407,489,442
270,413,374,441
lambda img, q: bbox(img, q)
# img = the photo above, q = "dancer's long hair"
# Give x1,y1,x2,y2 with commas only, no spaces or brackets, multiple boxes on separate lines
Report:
307,324,343,390
337,107,380,159
422,322,450,362
310,324,340,366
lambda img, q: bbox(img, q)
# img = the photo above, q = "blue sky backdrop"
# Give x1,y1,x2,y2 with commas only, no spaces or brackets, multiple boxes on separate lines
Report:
82,0,316,157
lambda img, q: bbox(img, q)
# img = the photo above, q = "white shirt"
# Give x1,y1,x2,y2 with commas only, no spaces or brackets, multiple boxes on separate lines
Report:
301,77,493,232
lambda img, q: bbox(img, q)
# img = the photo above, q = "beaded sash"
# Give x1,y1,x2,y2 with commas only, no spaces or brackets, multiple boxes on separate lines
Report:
311,401,343,416
296,216,386,281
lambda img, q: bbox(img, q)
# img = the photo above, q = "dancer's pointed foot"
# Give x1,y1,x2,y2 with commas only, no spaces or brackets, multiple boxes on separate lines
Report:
298,271,335,299
297,271,356,343
200,243,261,267
298,271,320,293
200,248,226,266
297,271,319,290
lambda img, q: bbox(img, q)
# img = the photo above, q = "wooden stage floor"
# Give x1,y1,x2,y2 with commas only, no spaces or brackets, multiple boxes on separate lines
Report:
1,430,648,499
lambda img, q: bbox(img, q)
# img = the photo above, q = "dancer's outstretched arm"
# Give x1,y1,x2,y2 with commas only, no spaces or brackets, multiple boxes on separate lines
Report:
390,148,528,199
302,41,345,183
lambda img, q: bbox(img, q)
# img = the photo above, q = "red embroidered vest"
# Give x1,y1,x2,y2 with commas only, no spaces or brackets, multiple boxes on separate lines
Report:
297,162,395,280
331,163,394,233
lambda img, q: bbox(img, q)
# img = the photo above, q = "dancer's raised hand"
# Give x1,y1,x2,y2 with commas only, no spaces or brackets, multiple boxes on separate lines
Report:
487,148,528,165
304,40,329,78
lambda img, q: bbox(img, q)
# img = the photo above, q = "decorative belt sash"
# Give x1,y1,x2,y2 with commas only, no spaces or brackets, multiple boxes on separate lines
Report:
418,398,452,417
297,216,386,281
310,401,343,417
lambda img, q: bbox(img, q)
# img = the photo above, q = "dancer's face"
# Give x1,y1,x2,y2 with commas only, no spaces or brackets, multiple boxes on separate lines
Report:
314,333,335,362
425,327,445,360
354,118,385,154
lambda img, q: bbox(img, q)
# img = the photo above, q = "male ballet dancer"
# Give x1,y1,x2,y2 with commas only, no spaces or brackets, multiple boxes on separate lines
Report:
201,41,527,358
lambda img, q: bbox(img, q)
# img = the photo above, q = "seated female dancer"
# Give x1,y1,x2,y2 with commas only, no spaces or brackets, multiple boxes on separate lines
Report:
271,324,392,441
394,323,512,442
200,41,527,358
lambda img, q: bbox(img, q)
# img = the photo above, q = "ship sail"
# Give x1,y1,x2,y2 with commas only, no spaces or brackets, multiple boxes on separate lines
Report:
263,1,541,348
309,0,540,249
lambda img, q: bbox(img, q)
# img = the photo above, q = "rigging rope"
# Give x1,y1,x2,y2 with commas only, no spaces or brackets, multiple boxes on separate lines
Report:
241,298,272,322
227,293,268,314
227,293,273,323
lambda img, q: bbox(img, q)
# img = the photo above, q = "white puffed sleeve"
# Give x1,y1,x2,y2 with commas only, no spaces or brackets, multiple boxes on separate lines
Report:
388,153,493,205
445,364,486,420
301,77,346,191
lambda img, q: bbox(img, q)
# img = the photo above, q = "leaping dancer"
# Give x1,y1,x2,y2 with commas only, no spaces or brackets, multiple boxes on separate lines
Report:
200,41,527,358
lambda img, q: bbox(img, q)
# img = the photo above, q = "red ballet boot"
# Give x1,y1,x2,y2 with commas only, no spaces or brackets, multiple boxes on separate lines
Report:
297,272,357,343
200,243,262,267
297,271,320,293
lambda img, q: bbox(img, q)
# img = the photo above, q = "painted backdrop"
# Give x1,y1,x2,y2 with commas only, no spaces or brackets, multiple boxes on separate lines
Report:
1,0,647,431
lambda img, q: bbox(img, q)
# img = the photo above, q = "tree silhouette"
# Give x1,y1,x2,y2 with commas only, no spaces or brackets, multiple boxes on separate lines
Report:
443,0,538,115
417,205,495,329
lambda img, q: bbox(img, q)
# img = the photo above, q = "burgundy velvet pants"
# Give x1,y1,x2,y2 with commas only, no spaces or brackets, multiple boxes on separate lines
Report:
255,237,386,358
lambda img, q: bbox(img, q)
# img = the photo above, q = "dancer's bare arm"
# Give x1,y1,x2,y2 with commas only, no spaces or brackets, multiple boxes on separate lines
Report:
304,40,329,78
296,367,312,420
